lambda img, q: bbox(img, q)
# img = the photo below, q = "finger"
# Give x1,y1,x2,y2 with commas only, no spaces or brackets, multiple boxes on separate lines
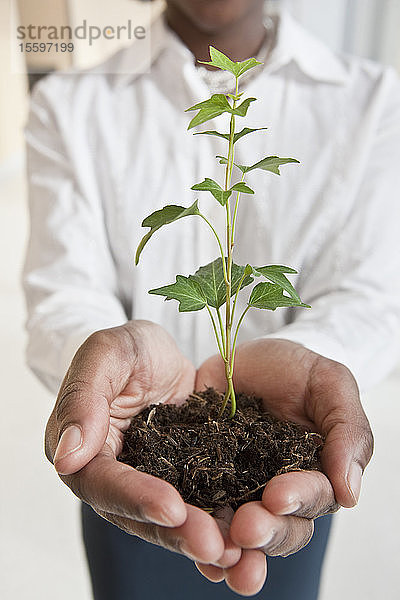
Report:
195,563,225,583
48,328,137,475
96,504,225,565
230,501,314,557
224,549,267,597
262,471,339,518
212,506,242,568
49,387,110,476
307,358,374,508
62,447,187,527
321,424,370,508
198,549,268,594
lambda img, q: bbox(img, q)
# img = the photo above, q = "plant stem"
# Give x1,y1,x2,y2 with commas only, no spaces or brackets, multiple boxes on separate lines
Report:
231,171,246,242
230,269,248,328
222,76,240,417
217,307,226,350
229,377,236,416
230,305,250,377
206,304,224,359
219,376,236,417
199,212,228,283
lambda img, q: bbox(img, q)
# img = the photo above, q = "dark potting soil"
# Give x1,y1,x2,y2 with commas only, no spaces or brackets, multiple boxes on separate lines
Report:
118,388,324,511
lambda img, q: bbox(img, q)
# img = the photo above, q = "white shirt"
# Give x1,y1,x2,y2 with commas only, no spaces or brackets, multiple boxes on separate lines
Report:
23,10,400,395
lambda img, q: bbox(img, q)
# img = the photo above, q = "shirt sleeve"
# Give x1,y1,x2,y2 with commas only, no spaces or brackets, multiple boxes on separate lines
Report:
266,69,400,392
23,77,128,394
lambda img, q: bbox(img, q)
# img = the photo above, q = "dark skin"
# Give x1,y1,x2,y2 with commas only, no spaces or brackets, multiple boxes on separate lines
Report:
44,1,374,596
165,0,267,65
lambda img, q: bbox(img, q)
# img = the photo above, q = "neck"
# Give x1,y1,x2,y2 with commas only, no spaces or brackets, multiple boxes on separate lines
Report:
165,4,267,66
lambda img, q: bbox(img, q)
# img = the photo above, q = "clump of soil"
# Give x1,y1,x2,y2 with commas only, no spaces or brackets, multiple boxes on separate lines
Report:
118,388,323,511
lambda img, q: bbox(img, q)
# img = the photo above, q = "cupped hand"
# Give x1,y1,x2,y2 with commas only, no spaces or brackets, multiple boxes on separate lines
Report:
45,320,237,565
195,339,374,595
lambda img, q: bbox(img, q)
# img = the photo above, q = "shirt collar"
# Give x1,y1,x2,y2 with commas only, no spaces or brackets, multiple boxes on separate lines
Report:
268,10,349,85
112,9,348,88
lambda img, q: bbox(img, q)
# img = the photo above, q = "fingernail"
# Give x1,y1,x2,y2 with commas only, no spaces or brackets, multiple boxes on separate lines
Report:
347,462,363,505
259,528,276,550
54,425,82,464
280,499,302,515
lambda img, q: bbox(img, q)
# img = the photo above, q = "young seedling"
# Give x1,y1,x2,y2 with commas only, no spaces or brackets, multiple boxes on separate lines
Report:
135,47,309,417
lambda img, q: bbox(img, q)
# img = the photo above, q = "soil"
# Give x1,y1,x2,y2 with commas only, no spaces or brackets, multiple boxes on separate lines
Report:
118,388,324,511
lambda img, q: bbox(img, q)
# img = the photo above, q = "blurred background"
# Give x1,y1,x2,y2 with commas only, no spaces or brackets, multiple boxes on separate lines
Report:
1,1,399,598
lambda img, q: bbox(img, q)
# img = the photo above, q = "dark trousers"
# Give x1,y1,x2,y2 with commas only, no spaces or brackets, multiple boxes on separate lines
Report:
81,503,332,600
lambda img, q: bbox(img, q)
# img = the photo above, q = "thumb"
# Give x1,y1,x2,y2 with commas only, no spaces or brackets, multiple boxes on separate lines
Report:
321,420,373,508
46,382,110,476
45,328,135,475
309,359,374,508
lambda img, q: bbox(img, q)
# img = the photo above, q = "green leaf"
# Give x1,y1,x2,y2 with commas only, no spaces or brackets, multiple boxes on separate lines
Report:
244,156,300,175
227,92,244,101
186,94,231,113
259,265,297,274
251,265,301,302
194,130,230,142
217,155,300,175
185,94,257,130
216,154,249,174
198,46,238,76
243,264,256,277
234,164,251,174
149,259,254,312
191,178,232,206
235,57,263,77
194,127,268,145
232,97,257,117
216,155,248,175
185,94,232,129
192,258,254,309
149,275,207,312
230,182,254,195
191,178,254,204
248,282,310,310
135,201,200,264
198,47,263,78
233,127,268,143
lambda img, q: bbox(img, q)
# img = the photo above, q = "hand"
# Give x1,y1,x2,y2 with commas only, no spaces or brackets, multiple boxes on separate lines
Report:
195,339,374,595
45,320,239,566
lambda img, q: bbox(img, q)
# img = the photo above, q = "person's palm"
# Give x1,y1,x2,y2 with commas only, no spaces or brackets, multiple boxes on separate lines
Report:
194,338,373,593
45,320,236,567
88,321,196,458
46,326,373,596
